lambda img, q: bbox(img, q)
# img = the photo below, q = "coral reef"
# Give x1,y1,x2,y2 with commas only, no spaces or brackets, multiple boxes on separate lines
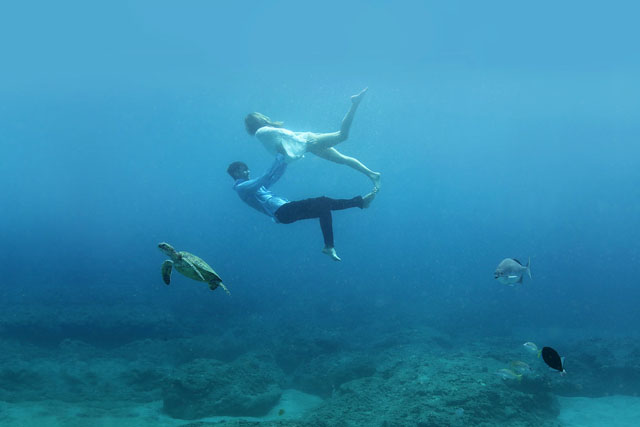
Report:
1,308,638,426
162,354,285,419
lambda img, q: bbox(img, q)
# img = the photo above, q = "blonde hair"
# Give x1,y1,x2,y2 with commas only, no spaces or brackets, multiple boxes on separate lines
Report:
244,112,284,135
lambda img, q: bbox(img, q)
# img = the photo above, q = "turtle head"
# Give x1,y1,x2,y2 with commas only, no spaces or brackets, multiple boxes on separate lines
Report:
158,242,178,259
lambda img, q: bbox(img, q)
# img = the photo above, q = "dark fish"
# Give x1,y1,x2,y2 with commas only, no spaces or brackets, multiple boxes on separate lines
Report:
542,346,566,375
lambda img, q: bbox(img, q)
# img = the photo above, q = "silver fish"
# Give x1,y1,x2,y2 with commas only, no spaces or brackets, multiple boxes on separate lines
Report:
510,361,532,375
495,368,522,381
523,342,541,357
494,258,532,286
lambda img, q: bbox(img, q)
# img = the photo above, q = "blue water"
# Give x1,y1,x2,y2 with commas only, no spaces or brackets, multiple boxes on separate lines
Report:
1,1,639,424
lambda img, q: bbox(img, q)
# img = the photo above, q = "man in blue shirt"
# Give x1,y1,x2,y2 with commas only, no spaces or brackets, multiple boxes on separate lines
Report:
228,154,377,261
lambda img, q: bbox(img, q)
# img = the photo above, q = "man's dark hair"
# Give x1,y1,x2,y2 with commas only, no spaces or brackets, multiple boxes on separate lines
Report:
227,161,248,179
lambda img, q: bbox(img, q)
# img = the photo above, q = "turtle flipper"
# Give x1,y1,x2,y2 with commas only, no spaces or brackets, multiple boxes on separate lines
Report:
209,280,230,295
161,260,173,285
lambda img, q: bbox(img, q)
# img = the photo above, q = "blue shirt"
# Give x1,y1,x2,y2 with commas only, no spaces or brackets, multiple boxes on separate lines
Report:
233,154,289,221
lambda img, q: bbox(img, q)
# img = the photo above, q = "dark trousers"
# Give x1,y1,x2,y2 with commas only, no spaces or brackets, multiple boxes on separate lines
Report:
274,196,364,247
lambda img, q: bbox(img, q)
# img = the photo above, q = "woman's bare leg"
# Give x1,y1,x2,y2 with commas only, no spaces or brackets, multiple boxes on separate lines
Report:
312,147,381,189
340,87,368,139
305,88,368,152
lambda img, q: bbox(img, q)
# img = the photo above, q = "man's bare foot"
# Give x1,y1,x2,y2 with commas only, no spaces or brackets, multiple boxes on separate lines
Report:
362,188,378,209
370,172,382,190
322,246,342,261
351,87,368,105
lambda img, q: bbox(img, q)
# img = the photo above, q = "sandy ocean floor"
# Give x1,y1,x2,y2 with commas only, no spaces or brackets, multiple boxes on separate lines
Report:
0,389,324,427
557,395,640,427
2,394,640,426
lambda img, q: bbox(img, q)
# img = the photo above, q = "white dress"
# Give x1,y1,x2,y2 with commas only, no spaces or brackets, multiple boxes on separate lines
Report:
255,126,313,163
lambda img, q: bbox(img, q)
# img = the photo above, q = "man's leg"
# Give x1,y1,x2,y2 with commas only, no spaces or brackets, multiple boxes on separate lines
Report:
276,197,364,223
274,196,366,261
318,210,334,248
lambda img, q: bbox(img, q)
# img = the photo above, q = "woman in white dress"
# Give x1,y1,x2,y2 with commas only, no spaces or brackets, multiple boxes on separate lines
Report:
244,88,381,189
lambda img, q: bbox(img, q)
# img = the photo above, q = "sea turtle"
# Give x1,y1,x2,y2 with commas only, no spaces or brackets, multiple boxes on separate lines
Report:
158,242,230,295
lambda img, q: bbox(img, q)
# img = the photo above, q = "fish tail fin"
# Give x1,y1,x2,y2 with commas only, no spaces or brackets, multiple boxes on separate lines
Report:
537,350,541,358
526,257,532,280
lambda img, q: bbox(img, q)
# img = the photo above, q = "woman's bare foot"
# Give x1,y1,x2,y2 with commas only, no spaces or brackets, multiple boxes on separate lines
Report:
322,246,342,261
351,87,368,105
362,188,378,209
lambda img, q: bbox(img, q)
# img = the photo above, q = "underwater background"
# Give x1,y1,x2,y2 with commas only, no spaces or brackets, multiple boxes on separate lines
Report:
1,1,639,425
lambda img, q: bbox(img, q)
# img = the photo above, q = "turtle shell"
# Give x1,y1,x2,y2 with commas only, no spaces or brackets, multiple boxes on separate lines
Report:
174,251,222,283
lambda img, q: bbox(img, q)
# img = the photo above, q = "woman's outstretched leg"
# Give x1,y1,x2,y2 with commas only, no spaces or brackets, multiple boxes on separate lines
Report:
306,87,368,152
312,147,382,189
340,87,368,140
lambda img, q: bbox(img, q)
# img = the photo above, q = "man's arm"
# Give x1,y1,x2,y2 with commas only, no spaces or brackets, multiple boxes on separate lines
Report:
236,154,287,192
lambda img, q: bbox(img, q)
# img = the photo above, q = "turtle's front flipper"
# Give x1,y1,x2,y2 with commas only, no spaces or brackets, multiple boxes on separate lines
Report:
209,281,231,295
161,260,173,285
